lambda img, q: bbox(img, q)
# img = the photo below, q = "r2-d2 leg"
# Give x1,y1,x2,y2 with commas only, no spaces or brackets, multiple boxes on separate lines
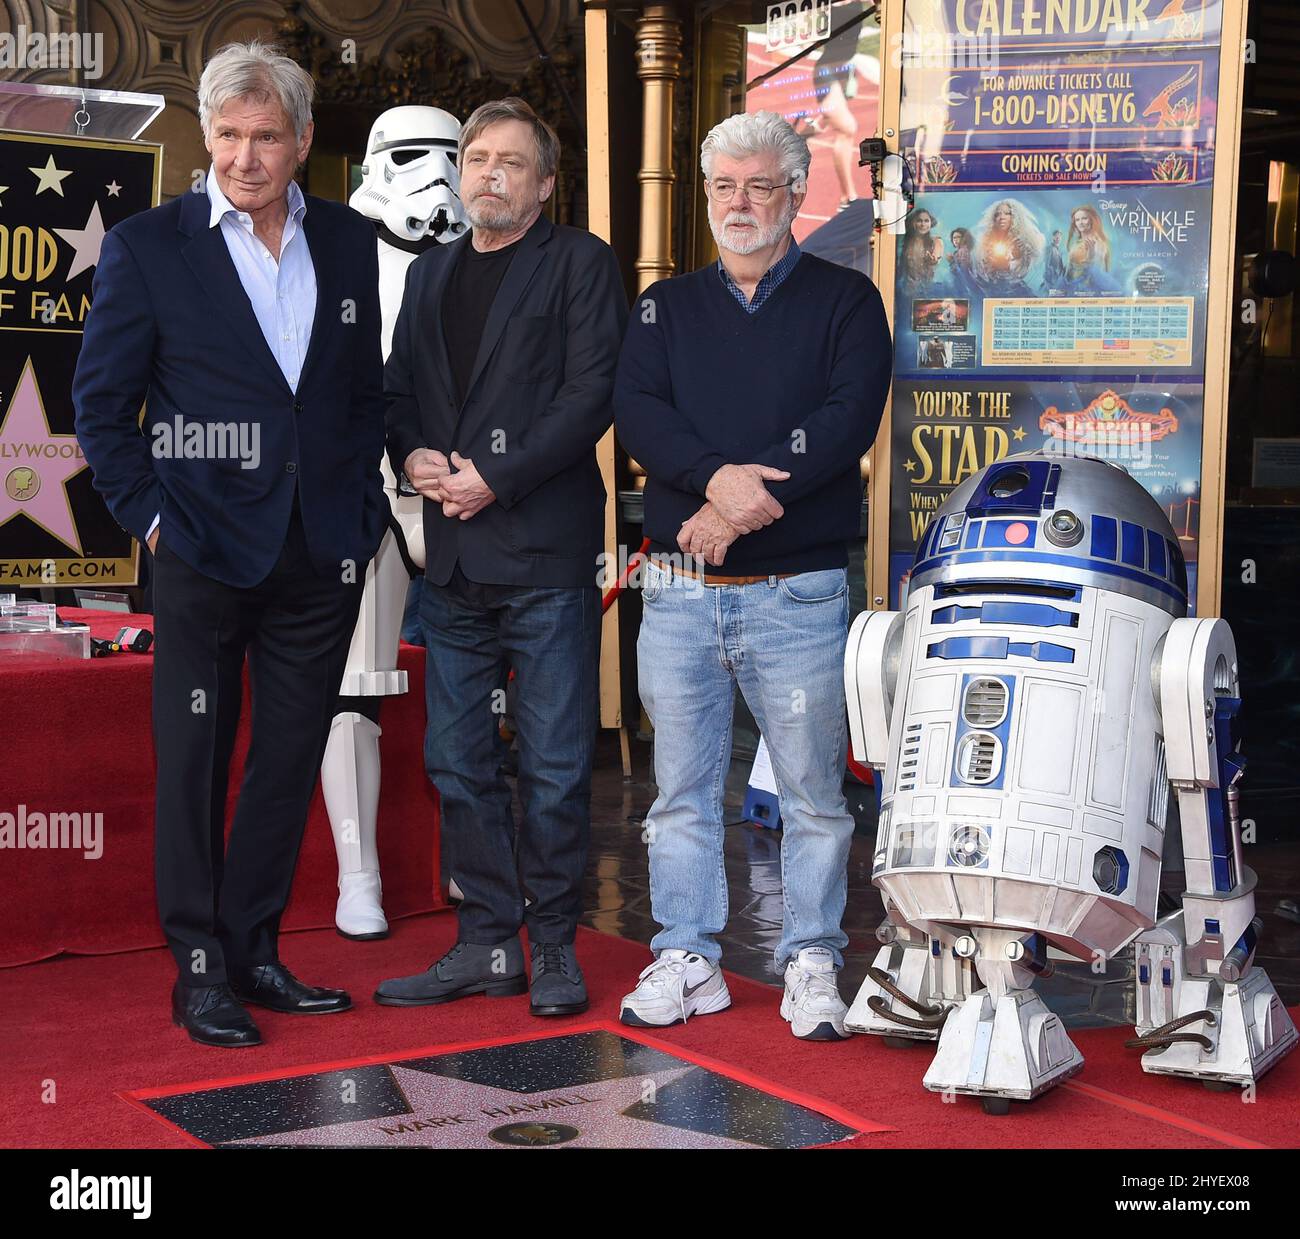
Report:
922,929,1082,1112
1129,619,1298,1086
845,911,973,1044
321,486,423,939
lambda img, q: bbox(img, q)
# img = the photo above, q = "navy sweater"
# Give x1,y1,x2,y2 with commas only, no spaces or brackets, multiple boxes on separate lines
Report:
613,253,893,574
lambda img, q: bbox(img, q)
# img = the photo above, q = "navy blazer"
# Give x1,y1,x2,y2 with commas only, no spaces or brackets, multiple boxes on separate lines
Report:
73,187,388,588
385,213,628,588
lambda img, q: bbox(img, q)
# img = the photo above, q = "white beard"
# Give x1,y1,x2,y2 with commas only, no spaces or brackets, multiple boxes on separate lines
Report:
709,206,794,256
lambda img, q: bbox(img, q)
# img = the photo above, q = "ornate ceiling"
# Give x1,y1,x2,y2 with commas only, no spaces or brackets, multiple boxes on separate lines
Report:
5,0,583,202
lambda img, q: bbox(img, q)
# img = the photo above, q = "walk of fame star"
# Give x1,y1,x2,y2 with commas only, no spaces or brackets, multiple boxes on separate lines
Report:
234,1065,757,1149
0,359,87,552
128,1027,869,1149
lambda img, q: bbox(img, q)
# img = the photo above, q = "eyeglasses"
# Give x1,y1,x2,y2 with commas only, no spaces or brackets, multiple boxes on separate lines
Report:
707,178,795,204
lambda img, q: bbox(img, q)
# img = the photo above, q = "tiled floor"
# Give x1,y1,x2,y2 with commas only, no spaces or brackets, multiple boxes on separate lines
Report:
578,732,1300,1030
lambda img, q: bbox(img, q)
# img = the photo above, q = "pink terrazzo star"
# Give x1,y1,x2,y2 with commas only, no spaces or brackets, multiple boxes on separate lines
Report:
230,1065,759,1149
0,358,88,553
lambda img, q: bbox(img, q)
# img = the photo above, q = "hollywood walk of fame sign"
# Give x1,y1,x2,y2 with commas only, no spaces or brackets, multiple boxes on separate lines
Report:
123,1026,879,1149
0,130,159,587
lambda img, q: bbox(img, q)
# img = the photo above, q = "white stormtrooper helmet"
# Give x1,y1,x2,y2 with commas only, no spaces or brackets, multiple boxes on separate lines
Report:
350,105,466,243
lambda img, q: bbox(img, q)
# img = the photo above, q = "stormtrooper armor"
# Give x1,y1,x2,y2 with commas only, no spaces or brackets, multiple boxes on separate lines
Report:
322,105,465,939
844,451,1296,1112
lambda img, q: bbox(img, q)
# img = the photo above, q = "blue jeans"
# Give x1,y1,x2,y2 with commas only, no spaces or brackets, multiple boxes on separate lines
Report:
419,565,600,944
401,576,425,646
637,562,855,968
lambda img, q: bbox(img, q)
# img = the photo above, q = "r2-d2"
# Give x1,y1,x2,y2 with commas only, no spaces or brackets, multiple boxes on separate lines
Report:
844,451,1296,1112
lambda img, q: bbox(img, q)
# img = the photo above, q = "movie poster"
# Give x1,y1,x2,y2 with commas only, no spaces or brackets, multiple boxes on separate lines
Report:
745,1,880,273
888,377,1204,603
907,47,1220,151
922,0,1222,50
886,0,1223,611
893,184,1211,376
0,131,160,587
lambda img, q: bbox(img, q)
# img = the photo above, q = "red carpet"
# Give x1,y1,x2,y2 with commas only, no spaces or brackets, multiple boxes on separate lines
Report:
0,608,442,967
2,913,1296,1149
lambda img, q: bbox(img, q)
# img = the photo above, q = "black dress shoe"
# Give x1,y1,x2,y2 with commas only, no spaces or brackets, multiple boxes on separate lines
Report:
230,962,352,1014
171,982,262,1048
374,939,527,1006
529,943,589,1016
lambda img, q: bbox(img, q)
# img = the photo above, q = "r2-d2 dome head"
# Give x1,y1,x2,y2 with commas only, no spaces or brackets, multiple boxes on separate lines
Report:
909,451,1188,617
350,105,466,244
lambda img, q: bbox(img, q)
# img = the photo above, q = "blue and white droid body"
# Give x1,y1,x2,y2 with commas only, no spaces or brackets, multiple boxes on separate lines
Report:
843,451,1296,1109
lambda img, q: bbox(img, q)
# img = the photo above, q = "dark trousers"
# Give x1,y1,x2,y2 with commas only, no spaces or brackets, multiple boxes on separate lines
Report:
152,501,363,986
419,564,600,945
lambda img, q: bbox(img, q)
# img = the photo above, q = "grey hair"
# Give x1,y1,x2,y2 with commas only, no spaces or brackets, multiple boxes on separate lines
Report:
197,41,315,141
700,110,810,188
459,97,560,180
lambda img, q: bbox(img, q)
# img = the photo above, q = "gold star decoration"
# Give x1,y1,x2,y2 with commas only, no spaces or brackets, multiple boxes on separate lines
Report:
1012,427,1027,441
904,459,918,472
29,156,72,196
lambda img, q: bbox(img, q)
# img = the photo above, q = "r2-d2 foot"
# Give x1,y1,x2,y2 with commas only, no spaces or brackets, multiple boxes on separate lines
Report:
845,916,972,1045
919,929,1082,1113
1131,906,1297,1088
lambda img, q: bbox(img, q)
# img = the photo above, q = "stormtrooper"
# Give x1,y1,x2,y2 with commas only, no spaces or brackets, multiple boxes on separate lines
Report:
843,451,1296,1112
322,105,466,938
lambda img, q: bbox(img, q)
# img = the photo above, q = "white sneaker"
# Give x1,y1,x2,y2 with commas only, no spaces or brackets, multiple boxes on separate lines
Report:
336,871,388,940
781,947,850,1041
619,950,732,1027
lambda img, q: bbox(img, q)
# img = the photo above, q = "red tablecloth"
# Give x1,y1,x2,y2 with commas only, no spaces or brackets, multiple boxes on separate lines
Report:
0,608,441,967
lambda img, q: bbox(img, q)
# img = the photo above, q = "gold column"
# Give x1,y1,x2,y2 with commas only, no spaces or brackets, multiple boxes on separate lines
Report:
865,0,906,611
1197,0,1252,616
634,3,683,292
585,2,624,734
691,18,746,271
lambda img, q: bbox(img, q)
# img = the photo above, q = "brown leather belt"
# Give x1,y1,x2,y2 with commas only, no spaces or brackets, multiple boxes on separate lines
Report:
652,558,794,587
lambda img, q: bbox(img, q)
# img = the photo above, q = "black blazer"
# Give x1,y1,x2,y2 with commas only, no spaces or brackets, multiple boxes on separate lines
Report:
385,213,627,588
73,188,388,588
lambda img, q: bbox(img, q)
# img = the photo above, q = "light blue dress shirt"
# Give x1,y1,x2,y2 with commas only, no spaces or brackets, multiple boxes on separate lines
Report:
148,168,318,540
204,165,317,389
